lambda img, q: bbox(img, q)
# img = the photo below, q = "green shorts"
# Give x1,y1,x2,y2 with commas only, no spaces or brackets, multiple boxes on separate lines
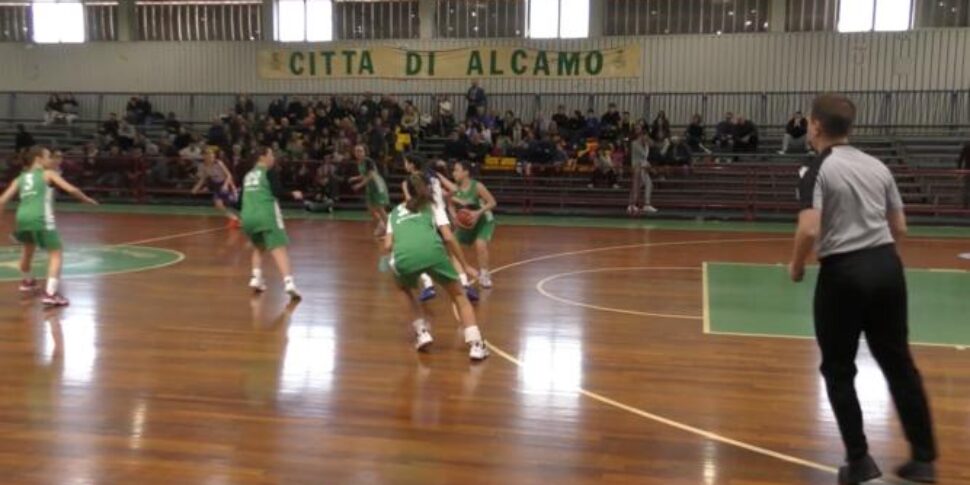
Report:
14,230,63,251
245,227,289,250
456,215,496,246
366,187,389,209
391,254,460,289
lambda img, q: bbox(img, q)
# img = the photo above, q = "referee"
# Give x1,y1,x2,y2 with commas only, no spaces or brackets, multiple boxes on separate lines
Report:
789,94,937,484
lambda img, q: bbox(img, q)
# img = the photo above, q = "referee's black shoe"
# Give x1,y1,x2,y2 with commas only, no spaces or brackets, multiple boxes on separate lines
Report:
838,455,882,484
896,460,937,483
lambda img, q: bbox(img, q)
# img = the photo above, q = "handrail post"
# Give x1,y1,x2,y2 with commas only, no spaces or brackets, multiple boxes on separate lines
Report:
9,93,17,124
189,94,196,124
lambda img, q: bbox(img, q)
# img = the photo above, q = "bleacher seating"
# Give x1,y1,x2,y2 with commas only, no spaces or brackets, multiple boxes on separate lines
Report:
2,120,967,223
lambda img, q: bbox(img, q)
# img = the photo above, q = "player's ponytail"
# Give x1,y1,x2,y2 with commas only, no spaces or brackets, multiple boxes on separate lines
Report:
405,174,431,213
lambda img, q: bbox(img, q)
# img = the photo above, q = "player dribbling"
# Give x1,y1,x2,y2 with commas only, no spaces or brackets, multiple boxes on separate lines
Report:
385,174,489,361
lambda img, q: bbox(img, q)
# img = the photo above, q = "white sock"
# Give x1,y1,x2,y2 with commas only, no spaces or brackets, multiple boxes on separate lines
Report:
412,318,428,333
420,274,433,290
459,273,469,286
283,276,295,286
46,278,59,295
252,268,263,280
463,325,483,344
480,268,489,276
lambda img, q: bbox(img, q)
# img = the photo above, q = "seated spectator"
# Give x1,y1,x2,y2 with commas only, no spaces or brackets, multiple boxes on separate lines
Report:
779,111,808,154
685,114,710,153
304,157,339,212
126,96,152,125
268,97,287,122
650,111,671,143
43,94,64,125
588,143,619,189
101,113,120,138
207,118,229,149
164,112,182,138
401,103,420,136
551,105,570,134
713,112,734,151
468,132,490,166
663,136,692,166
14,124,35,153
601,103,622,141
179,141,204,162
732,116,759,153
287,97,307,124
583,110,601,139
173,126,194,151
443,130,470,160
117,121,137,152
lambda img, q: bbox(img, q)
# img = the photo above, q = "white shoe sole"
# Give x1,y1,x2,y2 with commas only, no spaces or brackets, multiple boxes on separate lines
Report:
415,334,434,352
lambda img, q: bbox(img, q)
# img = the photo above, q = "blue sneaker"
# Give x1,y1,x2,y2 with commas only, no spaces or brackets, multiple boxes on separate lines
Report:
419,286,437,302
465,285,480,302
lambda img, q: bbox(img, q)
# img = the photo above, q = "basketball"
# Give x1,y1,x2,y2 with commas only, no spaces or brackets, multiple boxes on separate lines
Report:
456,208,476,229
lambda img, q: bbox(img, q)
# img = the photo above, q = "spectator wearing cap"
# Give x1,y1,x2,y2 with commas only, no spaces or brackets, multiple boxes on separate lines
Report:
685,114,710,153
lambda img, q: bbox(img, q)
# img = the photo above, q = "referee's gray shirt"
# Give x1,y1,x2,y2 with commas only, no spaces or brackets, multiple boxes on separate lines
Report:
798,145,904,259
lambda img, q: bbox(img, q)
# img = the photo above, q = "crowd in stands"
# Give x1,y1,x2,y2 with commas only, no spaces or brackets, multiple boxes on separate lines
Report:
5,86,967,210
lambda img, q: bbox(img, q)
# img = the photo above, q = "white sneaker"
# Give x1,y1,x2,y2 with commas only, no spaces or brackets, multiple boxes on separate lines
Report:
469,341,490,361
643,205,659,214
285,282,302,301
479,271,493,289
249,277,267,293
415,329,434,351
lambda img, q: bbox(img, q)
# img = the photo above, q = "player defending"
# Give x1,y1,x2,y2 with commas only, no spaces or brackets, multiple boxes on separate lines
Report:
0,146,98,306
191,148,240,227
402,155,479,303
385,174,489,361
241,146,302,300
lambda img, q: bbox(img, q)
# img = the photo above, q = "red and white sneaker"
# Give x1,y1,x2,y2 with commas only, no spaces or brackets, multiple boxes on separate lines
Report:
42,293,70,307
19,278,39,293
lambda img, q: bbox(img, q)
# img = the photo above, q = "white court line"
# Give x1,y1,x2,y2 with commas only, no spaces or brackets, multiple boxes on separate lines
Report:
535,266,701,321
112,226,228,247
486,236,905,480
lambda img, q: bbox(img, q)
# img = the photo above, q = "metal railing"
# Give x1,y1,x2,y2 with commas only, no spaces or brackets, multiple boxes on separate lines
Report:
4,90,970,133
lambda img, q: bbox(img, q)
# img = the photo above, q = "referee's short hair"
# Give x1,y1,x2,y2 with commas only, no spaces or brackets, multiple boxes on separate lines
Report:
811,93,856,138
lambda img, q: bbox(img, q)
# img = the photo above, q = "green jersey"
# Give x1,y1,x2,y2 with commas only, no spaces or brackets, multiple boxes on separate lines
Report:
357,159,388,195
454,179,493,217
241,165,284,233
389,203,446,272
16,168,55,232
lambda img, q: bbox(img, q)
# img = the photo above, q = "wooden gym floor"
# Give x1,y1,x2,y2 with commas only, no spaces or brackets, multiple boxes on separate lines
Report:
0,211,968,484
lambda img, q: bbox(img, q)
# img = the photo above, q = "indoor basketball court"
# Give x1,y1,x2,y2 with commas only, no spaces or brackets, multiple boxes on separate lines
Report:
2,209,967,484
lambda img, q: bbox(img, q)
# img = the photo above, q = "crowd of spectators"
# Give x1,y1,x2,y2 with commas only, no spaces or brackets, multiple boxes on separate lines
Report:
8,86,827,202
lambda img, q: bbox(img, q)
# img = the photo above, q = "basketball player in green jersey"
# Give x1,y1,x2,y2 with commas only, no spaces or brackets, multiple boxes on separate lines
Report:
385,174,489,361
440,161,497,289
241,146,302,300
349,144,390,237
0,146,98,307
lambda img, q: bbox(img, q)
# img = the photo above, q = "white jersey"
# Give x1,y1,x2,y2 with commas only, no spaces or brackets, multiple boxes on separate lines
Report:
429,177,449,227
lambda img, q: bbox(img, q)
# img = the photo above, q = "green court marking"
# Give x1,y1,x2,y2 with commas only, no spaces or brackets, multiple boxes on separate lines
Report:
55,203,970,239
0,245,184,281
705,262,970,347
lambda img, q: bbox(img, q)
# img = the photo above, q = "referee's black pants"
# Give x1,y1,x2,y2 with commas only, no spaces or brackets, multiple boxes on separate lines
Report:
814,244,937,463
